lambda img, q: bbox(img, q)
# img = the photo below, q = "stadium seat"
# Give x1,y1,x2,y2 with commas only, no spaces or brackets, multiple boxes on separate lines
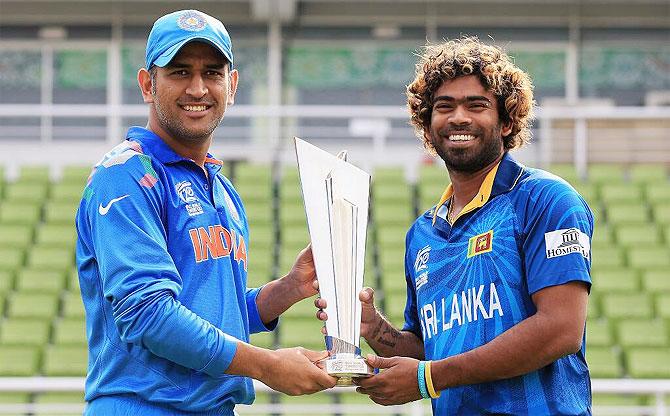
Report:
278,318,324,350
599,183,643,204
587,164,626,184
591,268,639,293
616,319,668,347
52,318,86,345
42,345,88,376
586,319,613,347
67,270,80,293
60,165,92,184
627,247,670,270
419,182,448,212
656,294,670,319
33,392,86,415
601,293,652,319
0,271,13,293
572,183,599,206
0,224,33,248
376,225,409,249
0,346,41,376
49,182,84,202
26,246,74,271
0,203,42,225
373,200,414,226
0,392,30,405
280,224,310,251
586,347,622,378
35,224,76,248
18,166,50,184
43,201,78,224
652,205,670,225
625,348,670,378
15,268,66,293
61,292,86,319
592,393,645,407
591,225,614,248
641,270,670,293
233,162,272,184
629,164,667,184
590,246,625,269
244,202,273,226
3,182,48,203
645,183,670,205
282,296,318,320
605,203,649,225
279,201,306,227
7,292,59,319
236,182,273,205
249,330,275,349
0,318,50,346
614,224,661,247
548,164,581,184
0,247,25,272
587,293,600,319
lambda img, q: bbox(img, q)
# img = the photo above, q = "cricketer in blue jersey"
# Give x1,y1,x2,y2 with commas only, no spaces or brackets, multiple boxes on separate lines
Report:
317,37,593,415
76,9,336,416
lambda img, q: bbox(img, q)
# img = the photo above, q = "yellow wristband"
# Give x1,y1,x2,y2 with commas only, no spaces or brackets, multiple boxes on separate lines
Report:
425,361,441,399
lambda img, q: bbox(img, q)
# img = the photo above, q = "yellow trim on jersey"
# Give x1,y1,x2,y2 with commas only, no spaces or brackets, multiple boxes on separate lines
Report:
432,162,501,226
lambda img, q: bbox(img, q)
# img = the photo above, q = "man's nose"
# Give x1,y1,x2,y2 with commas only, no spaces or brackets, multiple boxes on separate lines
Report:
448,105,472,125
186,75,207,98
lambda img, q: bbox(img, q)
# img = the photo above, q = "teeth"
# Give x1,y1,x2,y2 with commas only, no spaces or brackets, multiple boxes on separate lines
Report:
183,105,208,112
449,134,475,142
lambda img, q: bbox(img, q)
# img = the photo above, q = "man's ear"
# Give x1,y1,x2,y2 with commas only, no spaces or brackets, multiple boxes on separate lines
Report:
138,68,153,104
501,120,513,137
227,69,239,106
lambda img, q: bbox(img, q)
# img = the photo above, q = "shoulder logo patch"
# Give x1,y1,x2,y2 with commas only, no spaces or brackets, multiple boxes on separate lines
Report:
467,230,493,258
175,181,203,216
414,245,431,290
545,228,590,259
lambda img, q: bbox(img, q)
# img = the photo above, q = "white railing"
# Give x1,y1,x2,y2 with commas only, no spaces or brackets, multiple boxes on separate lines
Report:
0,378,669,415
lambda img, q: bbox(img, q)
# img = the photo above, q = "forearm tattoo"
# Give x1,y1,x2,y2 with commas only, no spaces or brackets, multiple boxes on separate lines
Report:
376,320,401,348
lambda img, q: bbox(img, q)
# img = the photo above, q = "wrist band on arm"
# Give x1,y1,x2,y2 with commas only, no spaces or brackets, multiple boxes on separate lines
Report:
417,361,430,399
425,361,441,399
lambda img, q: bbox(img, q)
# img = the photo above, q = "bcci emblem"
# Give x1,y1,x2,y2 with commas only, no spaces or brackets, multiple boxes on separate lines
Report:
177,11,207,32
414,245,431,290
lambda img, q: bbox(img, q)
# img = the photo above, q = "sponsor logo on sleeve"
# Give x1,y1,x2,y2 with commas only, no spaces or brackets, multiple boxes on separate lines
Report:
544,228,590,259
98,194,129,215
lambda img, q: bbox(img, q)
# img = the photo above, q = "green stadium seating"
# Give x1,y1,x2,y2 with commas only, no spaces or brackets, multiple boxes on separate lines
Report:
43,201,78,224
591,246,625,269
0,224,33,248
592,393,645,407
50,182,84,202
625,348,670,378
591,225,614,248
0,346,41,376
35,224,76,248
376,225,408,249
586,319,613,347
281,225,310,250
652,205,670,225
62,292,86,319
0,203,41,225
249,330,275,349
33,391,86,415
627,247,670,270
7,292,59,319
373,201,413,226
645,183,670,204
587,293,600,319
548,164,581,184
614,224,661,247
601,293,653,319
282,296,318,320
606,203,649,225
279,201,306,226
67,270,80,293
0,247,25,271
0,392,30,404
629,165,667,184
42,345,88,376
0,318,50,346
656,294,670,319
244,202,273,226
278,318,324,350
586,347,622,378
588,164,626,184
572,183,599,206
591,268,639,293
641,270,670,293
60,165,92,184
52,318,86,345
26,246,73,271
616,319,668,347
419,182,448,211
599,183,643,204
4,182,48,203
18,166,50,184
15,268,66,293
236,182,273,204
0,271,13,293
233,162,272,183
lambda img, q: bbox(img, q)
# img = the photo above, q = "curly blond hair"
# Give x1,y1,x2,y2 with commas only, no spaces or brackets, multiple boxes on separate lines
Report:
407,37,535,155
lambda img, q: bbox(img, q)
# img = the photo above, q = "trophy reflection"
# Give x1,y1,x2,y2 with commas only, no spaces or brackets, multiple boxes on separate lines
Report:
295,137,372,386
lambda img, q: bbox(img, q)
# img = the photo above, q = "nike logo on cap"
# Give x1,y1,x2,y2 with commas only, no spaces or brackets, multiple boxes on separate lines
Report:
99,195,130,215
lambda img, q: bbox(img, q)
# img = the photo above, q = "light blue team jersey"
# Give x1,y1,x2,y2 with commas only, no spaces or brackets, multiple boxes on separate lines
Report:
76,127,275,415
403,153,593,415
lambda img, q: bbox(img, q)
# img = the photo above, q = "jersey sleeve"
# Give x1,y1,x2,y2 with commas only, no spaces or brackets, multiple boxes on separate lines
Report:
79,154,239,377
401,225,423,338
245,287,278,333
521,179,593,295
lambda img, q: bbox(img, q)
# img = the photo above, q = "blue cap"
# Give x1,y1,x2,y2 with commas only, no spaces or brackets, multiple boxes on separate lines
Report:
145,10,233,69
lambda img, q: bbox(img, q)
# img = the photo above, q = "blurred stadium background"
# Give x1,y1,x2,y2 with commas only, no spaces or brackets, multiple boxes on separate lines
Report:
0,0,669,414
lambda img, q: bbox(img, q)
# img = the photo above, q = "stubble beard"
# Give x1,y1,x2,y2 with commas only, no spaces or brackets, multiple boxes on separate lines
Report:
433,125,505,174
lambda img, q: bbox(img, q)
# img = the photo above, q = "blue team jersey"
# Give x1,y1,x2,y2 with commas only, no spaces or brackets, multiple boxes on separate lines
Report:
402,153,593,415
76,127,276,415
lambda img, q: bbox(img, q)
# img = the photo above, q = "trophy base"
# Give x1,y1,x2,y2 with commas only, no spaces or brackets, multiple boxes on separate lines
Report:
325,356,373,387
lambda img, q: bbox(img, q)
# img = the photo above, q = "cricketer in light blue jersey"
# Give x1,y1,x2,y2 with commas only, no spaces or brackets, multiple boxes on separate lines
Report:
76,9,335,416
347,37,593,415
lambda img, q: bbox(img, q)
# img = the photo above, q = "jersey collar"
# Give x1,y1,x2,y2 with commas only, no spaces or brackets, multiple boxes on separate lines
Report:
432,152,525,225
126,126,223,167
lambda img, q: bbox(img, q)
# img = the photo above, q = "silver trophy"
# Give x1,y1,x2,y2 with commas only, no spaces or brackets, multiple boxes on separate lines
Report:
294,137,372,386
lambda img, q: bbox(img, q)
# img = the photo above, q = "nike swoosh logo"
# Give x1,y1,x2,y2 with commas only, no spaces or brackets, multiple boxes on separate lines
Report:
98,194,130,215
